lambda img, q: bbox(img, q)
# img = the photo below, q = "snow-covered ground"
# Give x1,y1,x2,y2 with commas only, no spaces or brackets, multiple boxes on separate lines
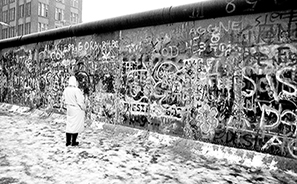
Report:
0,109,297,184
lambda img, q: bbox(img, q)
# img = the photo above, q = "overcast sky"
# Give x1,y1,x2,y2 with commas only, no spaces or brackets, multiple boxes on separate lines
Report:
82,0,201,23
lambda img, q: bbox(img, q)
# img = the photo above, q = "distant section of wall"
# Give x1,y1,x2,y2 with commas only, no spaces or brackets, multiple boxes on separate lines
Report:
1,0,297,159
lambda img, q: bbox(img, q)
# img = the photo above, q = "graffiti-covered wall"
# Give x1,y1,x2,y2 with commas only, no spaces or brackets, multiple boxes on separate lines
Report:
1,5,297,159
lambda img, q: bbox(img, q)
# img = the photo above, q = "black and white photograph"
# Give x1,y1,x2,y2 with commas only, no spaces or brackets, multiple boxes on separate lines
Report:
1,0,297,183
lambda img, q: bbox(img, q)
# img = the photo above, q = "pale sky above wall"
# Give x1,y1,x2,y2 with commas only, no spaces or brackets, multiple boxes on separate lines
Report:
82,0,203,23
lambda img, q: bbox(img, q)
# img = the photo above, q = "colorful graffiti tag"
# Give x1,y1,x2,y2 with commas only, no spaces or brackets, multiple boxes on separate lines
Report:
1,10,297,159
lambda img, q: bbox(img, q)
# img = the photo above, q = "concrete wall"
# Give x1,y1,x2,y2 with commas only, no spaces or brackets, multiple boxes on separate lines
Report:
1,1,297,159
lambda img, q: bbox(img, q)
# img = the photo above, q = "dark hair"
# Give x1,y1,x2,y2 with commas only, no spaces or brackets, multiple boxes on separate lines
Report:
83,87,90,96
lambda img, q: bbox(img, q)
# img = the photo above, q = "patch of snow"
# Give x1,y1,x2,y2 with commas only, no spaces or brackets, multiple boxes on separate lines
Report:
8,105,19,112
268,159,278,170
93,121,104,129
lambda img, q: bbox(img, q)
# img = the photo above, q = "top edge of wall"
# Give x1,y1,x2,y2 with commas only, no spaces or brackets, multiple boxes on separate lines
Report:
0,0,296,49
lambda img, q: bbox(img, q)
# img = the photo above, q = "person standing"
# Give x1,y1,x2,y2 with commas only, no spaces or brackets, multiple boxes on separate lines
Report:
61,76,86,146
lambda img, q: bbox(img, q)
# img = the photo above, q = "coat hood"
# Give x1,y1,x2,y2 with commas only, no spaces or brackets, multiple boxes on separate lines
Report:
68,76,78,87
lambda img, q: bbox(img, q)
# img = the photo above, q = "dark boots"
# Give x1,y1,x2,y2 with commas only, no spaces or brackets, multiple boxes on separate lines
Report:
66,133,79,146
66,133,72,146
72,133,79,146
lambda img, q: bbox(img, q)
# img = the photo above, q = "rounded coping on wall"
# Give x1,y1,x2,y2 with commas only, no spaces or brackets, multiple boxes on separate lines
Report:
0,0,296,49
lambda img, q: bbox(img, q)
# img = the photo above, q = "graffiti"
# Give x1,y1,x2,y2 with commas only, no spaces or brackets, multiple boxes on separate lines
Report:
0,65,8,102
123,101,149,116
2,10,297,159
196,103,219,139
188,20,243,57
225,0,236,14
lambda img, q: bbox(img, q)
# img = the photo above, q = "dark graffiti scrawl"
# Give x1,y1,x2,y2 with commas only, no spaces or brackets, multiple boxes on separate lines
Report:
1,10,297,159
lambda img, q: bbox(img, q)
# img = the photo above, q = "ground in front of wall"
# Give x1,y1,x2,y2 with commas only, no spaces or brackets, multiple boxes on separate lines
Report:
0,110,297,184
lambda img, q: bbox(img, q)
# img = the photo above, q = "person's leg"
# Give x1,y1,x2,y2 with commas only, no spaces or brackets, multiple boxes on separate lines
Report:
66,133,72,146
71,133,79,146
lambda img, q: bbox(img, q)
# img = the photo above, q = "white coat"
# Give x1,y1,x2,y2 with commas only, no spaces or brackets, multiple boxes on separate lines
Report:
62,76,85,133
